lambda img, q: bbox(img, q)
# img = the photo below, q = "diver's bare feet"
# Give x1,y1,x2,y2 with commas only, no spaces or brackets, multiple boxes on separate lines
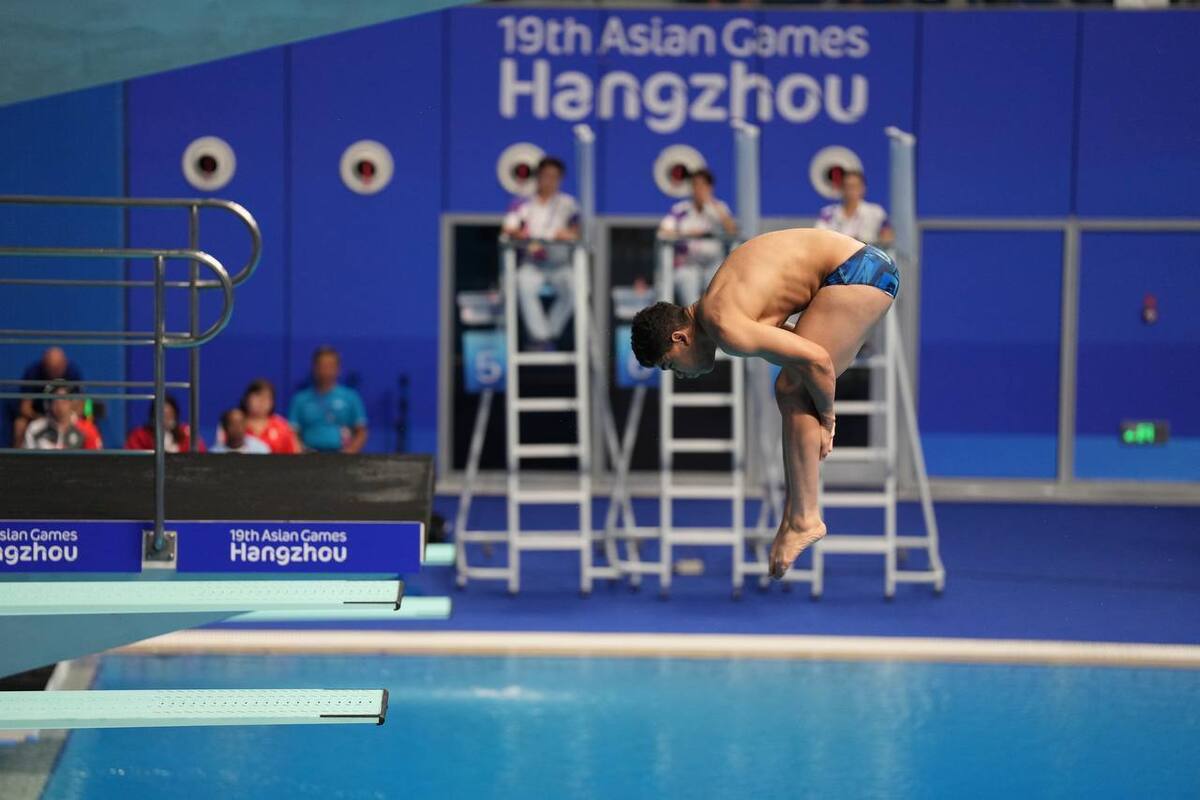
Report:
769,518,827,580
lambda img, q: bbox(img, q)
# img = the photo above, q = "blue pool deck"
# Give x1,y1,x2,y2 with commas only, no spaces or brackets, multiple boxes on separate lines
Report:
328,498,1200,646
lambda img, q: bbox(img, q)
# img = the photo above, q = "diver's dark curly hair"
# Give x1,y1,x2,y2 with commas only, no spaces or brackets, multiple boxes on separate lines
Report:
630,302,689,368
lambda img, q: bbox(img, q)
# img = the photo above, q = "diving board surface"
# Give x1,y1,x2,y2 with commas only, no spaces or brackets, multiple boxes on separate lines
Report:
0,580,403,616
0,689,388,730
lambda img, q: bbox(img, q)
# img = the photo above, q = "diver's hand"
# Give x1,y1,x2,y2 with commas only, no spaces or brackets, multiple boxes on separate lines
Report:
819,417,835,460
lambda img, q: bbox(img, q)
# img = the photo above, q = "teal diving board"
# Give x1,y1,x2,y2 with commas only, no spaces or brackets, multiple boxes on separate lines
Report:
225,595,451,624
0,689,388,730
423,543,454,567
0,580,404,616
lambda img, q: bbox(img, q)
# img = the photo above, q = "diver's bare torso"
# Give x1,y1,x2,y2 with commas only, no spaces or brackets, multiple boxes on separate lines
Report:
696,228,864,332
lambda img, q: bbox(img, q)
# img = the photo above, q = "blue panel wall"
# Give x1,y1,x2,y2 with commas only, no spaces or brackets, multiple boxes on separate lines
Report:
0,85,125,446
126,49,287,445
917,12,1077,217
1074,232,1200,481
1075,12,1200,218
289,13,444,454
918,231,1062,478
445,7,597,213
758,11,916,218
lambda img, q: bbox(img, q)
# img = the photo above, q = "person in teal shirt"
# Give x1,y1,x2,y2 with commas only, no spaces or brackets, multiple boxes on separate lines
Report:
288,346,368,453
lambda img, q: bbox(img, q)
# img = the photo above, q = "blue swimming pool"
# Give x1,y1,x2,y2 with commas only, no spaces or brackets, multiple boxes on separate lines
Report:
45,653,1200,799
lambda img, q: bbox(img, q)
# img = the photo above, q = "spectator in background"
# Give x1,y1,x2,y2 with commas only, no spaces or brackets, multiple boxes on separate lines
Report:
211,408,270,454
240,378,300,454
125,395,205,452
502,156,580,350
289,346,367,453
10,347,81,446
23,384,97,450
815,170,894,247
658,168,738,304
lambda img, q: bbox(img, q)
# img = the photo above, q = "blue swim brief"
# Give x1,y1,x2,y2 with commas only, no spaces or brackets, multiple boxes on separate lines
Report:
821,245,900,298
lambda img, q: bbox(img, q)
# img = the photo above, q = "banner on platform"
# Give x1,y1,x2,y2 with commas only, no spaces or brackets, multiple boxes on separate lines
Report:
0,520,424,574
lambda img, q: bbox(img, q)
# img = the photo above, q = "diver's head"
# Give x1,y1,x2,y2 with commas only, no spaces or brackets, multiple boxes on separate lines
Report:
630,302,716,379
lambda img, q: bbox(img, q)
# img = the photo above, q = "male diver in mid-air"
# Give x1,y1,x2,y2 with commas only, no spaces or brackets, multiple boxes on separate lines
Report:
631,228,898,580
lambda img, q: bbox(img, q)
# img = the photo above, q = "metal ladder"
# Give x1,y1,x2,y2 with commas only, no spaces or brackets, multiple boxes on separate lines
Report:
498,241,597,595
655,239,747,599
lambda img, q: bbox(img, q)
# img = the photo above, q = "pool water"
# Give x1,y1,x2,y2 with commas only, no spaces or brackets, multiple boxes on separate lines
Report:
44,653,1200,799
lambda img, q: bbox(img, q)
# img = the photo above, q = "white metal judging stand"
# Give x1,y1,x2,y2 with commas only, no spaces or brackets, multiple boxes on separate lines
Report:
498,239,597,594
599,285,658,589
453,289,505,586
656,237,747,599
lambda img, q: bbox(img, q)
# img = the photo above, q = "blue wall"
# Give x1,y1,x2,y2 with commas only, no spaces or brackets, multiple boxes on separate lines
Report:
0,85,125,447
2,8,1199,476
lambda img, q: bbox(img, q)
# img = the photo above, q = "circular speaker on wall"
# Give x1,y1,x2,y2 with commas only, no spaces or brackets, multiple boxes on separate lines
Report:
181,136,236,192
340,140,394,195
808,145,864,200
496,142,545,197
653,144,706,199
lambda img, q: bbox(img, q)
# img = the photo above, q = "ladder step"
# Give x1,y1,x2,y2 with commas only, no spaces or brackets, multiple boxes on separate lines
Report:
457,531,508,544
513,489,587,503
422,543,455,566
667,438,736,453
663,529,741,544
893,571,944,584
460,566,511,579
227,596,452,624
817,535,890,554
825,447,890,463
821,492,891,508
664,485,742,499
515,443,581,458
512,351,577,366
895,536,936,549
514,397,580,412
850,355,888,369
668,393,734,407
0,689,388,730
834,400,888,415
513,534,588,550
0,580,404,616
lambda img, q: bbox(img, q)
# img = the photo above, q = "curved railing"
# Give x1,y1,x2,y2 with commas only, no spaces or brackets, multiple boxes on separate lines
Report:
0,195,260,554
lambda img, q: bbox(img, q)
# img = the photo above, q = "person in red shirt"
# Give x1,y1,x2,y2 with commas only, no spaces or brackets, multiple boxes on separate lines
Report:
240,379,301,454
125,395,205,452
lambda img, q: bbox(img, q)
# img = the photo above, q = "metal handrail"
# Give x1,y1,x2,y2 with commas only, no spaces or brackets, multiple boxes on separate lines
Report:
0,247,234,347
0,195,261,286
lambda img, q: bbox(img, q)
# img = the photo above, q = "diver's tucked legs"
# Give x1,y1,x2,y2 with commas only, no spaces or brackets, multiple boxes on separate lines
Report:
770,372,826,579
768,284,895,579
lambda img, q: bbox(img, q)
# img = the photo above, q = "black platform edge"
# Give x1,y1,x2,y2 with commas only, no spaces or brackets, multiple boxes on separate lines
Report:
0,453,433,528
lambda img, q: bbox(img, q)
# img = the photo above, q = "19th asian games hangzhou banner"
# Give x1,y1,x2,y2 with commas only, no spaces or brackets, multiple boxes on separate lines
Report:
444,7,916,216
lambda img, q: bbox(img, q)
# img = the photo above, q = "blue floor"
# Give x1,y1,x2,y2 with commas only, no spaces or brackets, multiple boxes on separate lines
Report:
43,653,1200,800
288,498,1200,645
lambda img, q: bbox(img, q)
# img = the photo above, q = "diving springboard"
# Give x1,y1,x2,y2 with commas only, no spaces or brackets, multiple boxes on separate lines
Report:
0,580,403,616
0,689,388,730
224,594,450,624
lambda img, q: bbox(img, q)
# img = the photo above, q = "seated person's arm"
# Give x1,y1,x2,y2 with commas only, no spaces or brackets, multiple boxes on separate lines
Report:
553,221,580,242
877,219,895,246
501,204,527,240
344,424,367,454
657,211,679,240
17,399,35,421
718,202,738,236
718,318,836,425
342,392,368,454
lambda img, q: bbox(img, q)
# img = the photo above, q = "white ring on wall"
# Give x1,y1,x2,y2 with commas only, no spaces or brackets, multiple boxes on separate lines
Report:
181,136,236,192
653,145,706,199
809,145,864,200
340,140,394,195
496,142,545,197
